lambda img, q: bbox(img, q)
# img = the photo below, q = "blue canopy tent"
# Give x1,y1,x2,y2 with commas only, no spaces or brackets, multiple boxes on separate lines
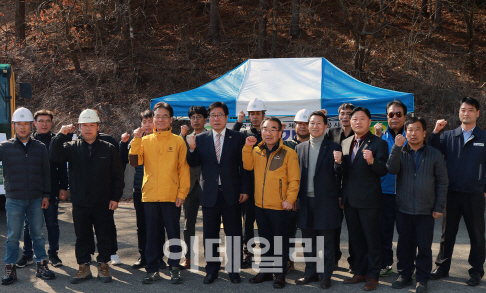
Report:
151,58,414,119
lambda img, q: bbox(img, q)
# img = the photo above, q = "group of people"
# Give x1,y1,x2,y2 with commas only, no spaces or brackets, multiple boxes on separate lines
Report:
1,96,484,293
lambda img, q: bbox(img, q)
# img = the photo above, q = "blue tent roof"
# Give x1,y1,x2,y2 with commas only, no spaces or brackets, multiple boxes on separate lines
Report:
151,58,413,119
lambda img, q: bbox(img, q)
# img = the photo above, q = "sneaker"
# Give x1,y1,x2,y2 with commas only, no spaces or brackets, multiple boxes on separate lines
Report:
49,255,63,267
1,264,17,285
132,256,147,269
392,275,413,289
416,281,428,293
70,263,93,284
286,260,295,273
16,255,34,268
380,265,393,277
143,271,161,284
36,260,55,280
110,254,121,265
97,262,112,283
170,267,183,284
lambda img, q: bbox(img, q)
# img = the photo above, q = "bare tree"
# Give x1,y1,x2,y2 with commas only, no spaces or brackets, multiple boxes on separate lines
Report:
290,0,300,38
258,0,268,58
462,0,476,69
207,0,220,42
270,0,277,57
15,0,26,44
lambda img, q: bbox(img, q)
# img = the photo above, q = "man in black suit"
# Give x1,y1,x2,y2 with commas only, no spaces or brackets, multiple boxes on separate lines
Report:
341,107,388,291
324,102,355,272
295,111,344,289
186,102,249,284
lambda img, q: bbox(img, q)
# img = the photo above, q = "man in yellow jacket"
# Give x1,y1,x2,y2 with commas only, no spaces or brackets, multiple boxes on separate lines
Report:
242,117,300,289
129,102,190,285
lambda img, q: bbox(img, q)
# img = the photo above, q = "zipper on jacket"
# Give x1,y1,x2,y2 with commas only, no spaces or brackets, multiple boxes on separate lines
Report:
279,179,283,200
479,164,482,181
261,148,278,208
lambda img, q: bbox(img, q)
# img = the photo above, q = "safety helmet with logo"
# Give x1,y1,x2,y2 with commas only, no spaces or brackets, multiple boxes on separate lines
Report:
12,107,34,122
294,109,312,122
247,98,267,112
78,109,100,124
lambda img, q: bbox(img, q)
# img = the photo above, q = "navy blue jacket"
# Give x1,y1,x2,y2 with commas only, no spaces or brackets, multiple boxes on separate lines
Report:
429,126,486,193
187,128,250,208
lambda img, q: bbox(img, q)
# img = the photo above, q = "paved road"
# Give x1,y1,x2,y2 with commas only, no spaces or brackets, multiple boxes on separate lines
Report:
0,202,485,292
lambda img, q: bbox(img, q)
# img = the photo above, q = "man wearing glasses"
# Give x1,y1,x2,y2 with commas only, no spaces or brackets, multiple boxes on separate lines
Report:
186,102,249,285
179,106,208,269
243,117,300,289
374,100,408,277
129,102,190,284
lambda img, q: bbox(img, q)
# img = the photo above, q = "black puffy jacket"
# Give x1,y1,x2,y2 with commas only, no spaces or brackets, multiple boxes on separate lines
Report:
49,133,124,208
0,137,51,200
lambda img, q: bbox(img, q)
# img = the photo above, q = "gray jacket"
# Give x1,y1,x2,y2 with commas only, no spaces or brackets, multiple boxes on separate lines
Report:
0,137,51,200
387,143,448,215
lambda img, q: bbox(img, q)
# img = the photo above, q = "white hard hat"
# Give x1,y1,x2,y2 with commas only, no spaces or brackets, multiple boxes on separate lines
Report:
247,98,267,112
78,109,100,123
12,107,34,122
294,109,312,122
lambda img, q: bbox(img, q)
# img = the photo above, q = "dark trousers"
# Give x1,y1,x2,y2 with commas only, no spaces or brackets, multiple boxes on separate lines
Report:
72,204,115,264
241,191,255,250
381,193,396,267
202,189,242,275
396,211,434,282
255,206,289,275
183,186,200,260
344,203,381,279
133,191,165,260
23,196,60,257
301,197,336,279
336,209,354,267
435,191,485,277
288,210,298,252
144,202,181,272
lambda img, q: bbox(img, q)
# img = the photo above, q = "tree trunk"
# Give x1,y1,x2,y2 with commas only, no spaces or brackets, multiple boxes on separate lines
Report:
207,0,220,42
289,0,300,38
15,0,26,44
435,0,442,27
421,0,429,17
258,0,267,58
270,0,277,57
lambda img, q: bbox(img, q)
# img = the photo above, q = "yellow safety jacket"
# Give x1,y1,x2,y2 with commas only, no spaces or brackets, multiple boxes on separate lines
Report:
129,127,190,202
242,139,300,210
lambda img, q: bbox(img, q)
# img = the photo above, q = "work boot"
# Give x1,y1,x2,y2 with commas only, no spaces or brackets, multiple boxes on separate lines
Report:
97,262,112,283
70,263,93,284
1,264,17,285
170,267,183,284
36,260,55,280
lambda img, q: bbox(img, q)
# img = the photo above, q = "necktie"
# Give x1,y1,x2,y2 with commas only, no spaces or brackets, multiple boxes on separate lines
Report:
215,133,222,163
351,138,360,162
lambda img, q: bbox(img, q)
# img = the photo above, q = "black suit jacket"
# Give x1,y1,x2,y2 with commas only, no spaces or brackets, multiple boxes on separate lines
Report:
296,139,343,230
324,127,355,145
341,133,388,209
187,128,249,208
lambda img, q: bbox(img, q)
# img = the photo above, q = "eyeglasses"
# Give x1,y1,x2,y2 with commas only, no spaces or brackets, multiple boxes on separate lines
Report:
154,115,171,120
262,128,281,133
388,112,403,118
36,120,52,124
209,114,225,119
190,115,205,121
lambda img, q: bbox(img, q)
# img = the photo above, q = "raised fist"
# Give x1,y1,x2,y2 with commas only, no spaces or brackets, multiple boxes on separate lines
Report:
246,136,257,146
237,110,246,123
374,123,383,137
363,149,374,165
59,124,75,135
395,134,406,147
133,127,143,139
186,134,196,151
180,125,190,137
433,119,447,133
121,132,130,143
333,150,342,164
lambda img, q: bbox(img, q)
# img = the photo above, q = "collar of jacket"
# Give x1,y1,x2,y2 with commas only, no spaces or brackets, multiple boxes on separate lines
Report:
33,131,53,140
384,125,406,137
153,126,173,138
453,125,482,138
403,142,427,154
